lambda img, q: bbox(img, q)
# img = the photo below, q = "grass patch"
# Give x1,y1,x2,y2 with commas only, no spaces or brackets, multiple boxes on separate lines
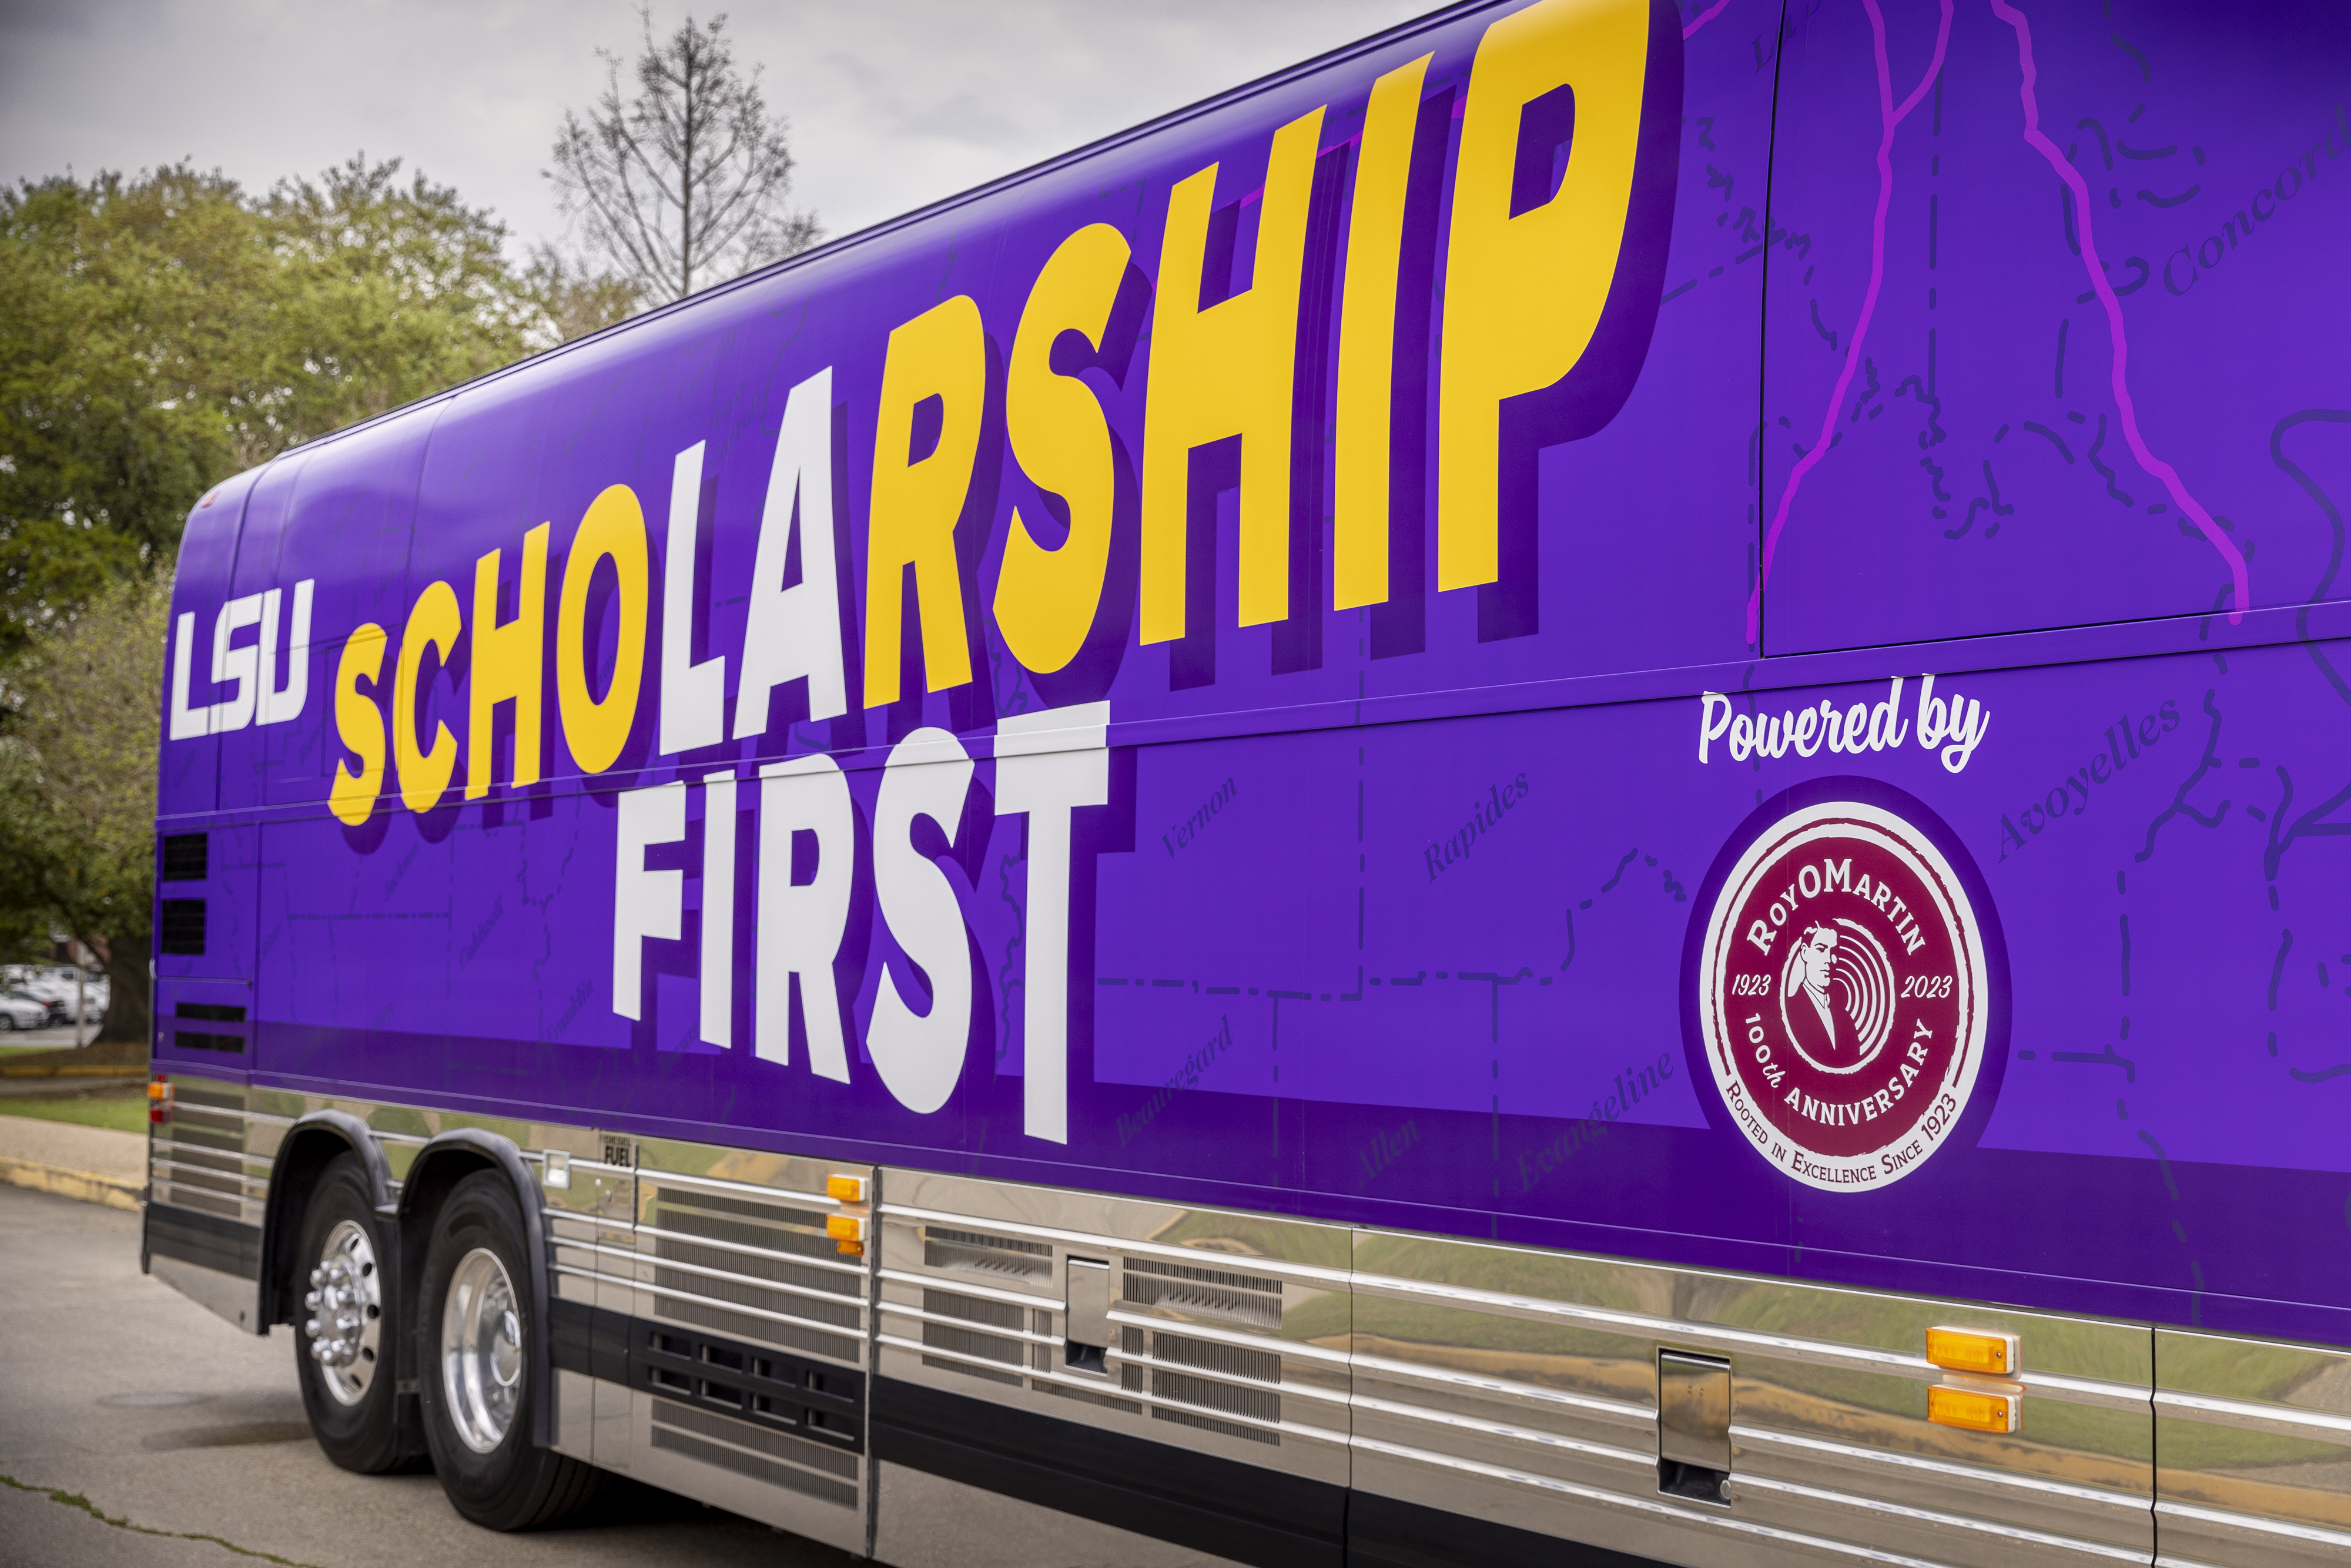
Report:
0,1095,146,1134
1,1473,318,1566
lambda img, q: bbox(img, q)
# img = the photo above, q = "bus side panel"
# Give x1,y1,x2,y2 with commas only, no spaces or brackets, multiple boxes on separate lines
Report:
245,417,430,812
146,0,2351,1560
224,635,2351,1334
159,467,260,820
213,455,306,814
1758,0,2351,653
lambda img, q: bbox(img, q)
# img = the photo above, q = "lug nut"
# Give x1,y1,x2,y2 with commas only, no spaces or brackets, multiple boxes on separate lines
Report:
310,1266,326,1286
304,1289,321,1310
304,1318,321,1337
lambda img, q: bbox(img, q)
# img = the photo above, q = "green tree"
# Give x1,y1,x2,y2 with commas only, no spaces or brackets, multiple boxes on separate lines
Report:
0,156,551,659
0,577,169,1042
0,167,269,660
263,155,553,430
1,155,561,1040
524,242,645,343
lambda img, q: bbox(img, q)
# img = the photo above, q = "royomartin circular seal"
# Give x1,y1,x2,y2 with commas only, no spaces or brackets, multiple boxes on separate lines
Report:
1697,798,1988,1191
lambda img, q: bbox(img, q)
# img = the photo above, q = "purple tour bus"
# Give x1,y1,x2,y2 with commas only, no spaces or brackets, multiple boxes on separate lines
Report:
142,1,2351,1563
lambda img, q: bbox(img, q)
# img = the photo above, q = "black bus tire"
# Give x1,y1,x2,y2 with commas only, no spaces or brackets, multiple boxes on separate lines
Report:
416,1168,601,1530
292,1152,407,1473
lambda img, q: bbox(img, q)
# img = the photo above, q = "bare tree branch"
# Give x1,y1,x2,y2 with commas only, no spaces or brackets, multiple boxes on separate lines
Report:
544,7,821,304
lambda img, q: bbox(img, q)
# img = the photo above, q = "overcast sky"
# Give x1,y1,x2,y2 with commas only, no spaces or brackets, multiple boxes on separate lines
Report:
1,0,1437,258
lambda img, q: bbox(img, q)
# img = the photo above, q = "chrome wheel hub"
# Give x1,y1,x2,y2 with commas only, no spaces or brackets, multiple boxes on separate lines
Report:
441,1247,523,1453
303,1219,381,1405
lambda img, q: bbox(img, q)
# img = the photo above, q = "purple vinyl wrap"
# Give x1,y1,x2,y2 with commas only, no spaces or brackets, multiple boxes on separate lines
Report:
156,0,2351,1349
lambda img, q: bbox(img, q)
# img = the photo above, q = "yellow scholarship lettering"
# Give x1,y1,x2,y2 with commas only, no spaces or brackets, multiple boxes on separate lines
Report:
467,522,550,799
392,581,461,813
1438,0,1649,592
327,624,389,826
865,294,987,707
1139,104,1325,642
996,223,1130,674
1333,52,1433,611
556,485,649,773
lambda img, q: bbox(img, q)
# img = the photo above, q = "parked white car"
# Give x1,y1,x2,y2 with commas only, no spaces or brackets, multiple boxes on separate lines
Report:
15,969,105,1021
2,988,66,1026
0,992,49,1030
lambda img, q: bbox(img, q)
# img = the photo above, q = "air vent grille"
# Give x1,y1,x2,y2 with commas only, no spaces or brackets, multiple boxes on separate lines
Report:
652,1234,859,1299
925,1226,1050,1257
651,1193,835,1261
917,1288,1025,1373
922,1288,1023,1332
924,1225,1052,1279
1123,1258,1283,1328
159,899,206,956
160,833,208,883
1153,1331,1281,1385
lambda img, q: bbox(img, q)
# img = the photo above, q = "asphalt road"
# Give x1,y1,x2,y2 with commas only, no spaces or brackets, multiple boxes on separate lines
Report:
0,1183,856,1568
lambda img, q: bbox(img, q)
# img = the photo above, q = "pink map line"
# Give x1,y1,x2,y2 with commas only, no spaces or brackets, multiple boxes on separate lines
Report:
1749,0,1953,646
1988,0,2249,622
1684,0,1734,38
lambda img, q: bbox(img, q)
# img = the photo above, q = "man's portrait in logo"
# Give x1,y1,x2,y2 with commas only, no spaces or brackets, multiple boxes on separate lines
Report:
1779,919,1895,1073
1693,795,1992,1191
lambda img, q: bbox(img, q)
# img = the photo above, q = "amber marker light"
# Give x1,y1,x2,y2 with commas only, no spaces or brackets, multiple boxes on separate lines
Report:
826,1213,865,1243
1925,1326,2020,1378
1927,1383,2020,1434
826,1174,866,1204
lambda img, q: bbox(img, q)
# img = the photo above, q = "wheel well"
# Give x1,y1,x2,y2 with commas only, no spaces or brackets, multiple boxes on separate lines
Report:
393,1147,501,1381
260,1126,379,1327
393,1132,555,1448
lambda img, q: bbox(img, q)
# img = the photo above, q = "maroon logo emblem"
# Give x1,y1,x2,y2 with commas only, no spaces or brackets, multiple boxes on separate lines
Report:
1697,800,1988,1190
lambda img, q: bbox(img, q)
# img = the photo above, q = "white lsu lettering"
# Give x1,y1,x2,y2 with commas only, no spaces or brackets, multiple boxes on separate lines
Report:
169,581,316,739
1697,674,1990,773
611,702,1109,1147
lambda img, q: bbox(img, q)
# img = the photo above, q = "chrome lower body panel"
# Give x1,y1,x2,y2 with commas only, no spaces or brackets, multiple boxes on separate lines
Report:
1344,1229,2156,1568
542,1138,875,1554
873,1168,1352,1496
2149,1329,2351,1568
873,1460,1250,1568
140,1072,2351,1567
142,1075,267,1331
631,1383,863,1537
145,1249,262,1333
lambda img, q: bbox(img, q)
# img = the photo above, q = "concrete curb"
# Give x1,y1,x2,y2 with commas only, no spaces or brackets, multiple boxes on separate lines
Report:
0,1154,142,1211
0,1064,143,1078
